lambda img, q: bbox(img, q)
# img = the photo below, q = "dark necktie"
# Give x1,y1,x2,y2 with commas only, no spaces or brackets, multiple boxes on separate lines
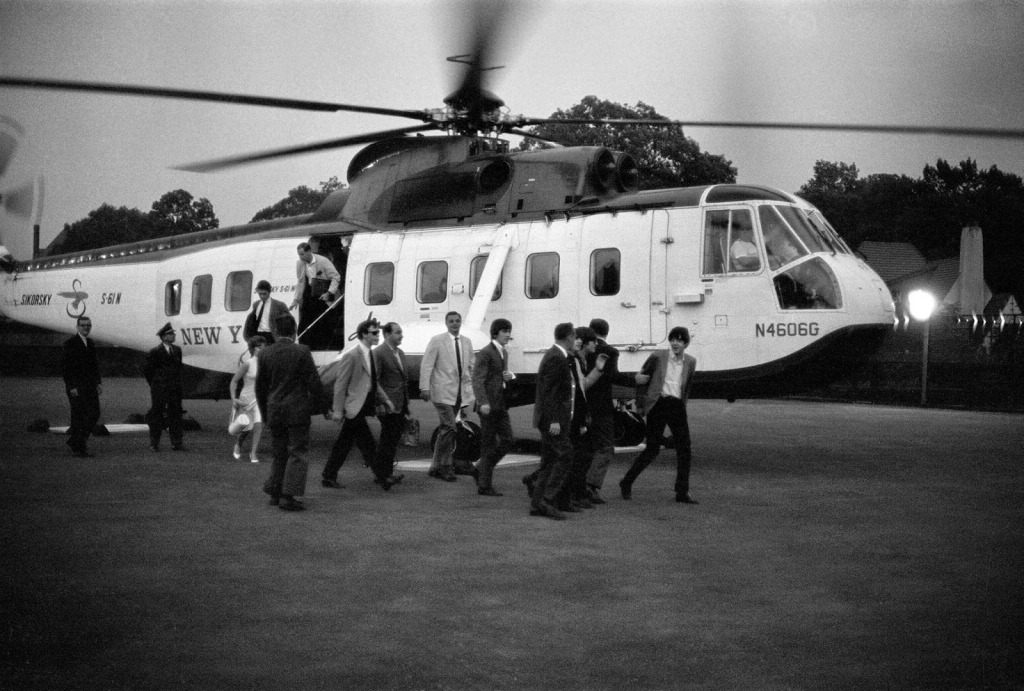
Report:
255,301,265,330
454,337,463,409
370,350,377,391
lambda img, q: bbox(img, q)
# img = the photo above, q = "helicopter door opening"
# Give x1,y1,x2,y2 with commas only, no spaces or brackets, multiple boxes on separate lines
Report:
300,234,350,351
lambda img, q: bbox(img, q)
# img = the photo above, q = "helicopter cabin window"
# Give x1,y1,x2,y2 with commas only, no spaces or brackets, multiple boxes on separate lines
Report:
364,262,395,305
469,256,503,301
191,274,213,314
225,271,253,311
526,252,559,299
417,261,449,303
759,206,807,270
702,209,760,274
590,248,620,296
164,280,182,316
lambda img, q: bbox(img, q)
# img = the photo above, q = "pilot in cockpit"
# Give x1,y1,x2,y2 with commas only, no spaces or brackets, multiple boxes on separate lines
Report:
729,229,761,271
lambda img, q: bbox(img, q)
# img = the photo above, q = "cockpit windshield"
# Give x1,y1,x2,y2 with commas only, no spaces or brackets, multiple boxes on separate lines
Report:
759,206,807,270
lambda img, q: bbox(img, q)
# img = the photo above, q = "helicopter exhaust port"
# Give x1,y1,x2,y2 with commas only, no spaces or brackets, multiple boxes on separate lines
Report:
590,148,617,192
615,153,640,193
476,159,512,193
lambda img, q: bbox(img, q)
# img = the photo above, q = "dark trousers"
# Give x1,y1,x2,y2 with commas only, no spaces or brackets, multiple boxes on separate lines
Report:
585,411,616,489
533,429,573,509
67,390,100,452
563,428,594,502
478,409,514,489
147,388,183,447
323,414,376,481
265,423,311,499
298,296,331,348
372,412,405,481
622,397,692,495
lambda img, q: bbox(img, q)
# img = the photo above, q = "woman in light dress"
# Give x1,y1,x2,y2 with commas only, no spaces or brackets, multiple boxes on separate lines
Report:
230,336,265,462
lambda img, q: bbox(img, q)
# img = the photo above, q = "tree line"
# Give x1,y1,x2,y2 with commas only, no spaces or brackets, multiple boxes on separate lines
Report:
48,97,1023,300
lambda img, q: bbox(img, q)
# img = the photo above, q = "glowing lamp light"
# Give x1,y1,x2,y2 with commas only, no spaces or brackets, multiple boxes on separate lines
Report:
907,290,936,322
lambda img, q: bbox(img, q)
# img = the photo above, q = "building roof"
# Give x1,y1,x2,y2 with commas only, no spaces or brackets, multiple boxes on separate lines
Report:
927,257,961,303
856,241,928,283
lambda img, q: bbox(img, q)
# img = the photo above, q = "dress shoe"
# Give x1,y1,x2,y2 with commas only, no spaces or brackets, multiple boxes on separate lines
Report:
619,480,632,500
388,474,404,485
587,486,606,505
279,497,306,512
171,444,185,452
477,487,503,497
232,444,241,460
441,470,457,482
573,497,594,509
268,495,280,506
427,469,443,480
381,475,404,491
676,494,699,504
522,475,536,496
321,479,344,489
556,502,581,513
535,501,566,521
150,444,160,453
72,449,94,458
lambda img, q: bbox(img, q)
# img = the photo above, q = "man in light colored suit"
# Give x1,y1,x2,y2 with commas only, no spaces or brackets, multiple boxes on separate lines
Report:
419,311,475,482
372,322,409,490
255,313,323,512
320,318,393,489
619,326,700,504
472,318,515,496
290,241,342,348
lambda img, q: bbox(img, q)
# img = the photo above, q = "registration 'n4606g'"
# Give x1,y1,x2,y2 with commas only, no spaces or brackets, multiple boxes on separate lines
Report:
756,322,820,338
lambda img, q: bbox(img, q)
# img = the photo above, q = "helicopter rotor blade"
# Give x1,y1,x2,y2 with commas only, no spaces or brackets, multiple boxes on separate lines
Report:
1,178,35,217
512,116,1024,141
443,0,513,116
174,124,439,173
0,76,434,122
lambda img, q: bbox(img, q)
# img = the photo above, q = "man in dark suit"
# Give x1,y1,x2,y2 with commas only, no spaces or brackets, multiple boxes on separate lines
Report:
619,326,700,504
320,318,392,489
243,279,289,343
472,318,515,497
256,313,323,512
61,315,102,457
584,318,641,504
372,322,409,490
529,322,578,520
143,322,185,452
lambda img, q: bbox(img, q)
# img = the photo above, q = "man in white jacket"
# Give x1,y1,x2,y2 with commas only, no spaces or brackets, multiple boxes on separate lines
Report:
419,311,474,482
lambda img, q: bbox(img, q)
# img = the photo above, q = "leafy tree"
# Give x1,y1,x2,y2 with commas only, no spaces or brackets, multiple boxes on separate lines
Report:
149,189,218,235
519,96,736,189
250,176,346,222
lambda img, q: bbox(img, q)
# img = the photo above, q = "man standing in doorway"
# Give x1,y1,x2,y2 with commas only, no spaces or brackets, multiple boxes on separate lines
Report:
472,318,515,496
619,326,699,504
256,314,323,512
420,311,475,482
290,241,341,348
61,315,102,458
144,322,185,452
244,279,289,344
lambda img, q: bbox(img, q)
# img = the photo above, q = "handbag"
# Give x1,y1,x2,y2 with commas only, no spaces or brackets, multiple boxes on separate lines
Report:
399,417,420,446
228,404,254,435
307,276,332,299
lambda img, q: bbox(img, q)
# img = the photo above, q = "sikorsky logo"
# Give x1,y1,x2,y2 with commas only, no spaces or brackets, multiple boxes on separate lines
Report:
20,293,52,306
57,279,89,317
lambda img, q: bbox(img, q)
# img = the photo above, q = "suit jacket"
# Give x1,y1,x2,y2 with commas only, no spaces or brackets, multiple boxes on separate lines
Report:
255,337,323,426
243,297,290,340
636,350,697,415
419,331,474,406
533,344,574,430
62,334,101,395
319,345,387,419
472,341,508,412
143,343,183,394
585,339,636,416
374,343,409,415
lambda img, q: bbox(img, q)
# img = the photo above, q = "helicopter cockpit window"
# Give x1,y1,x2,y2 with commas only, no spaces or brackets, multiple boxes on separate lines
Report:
703,208,760,274
807,211,852,254
164,280,181,317
527,252,559,299
590,248,620,296
774,257,842,310
469,256,502,301
776,206,830,254
225,271,253,311
417,261,448,303
191,274,212,314
759,206,807,270
364,262,394,305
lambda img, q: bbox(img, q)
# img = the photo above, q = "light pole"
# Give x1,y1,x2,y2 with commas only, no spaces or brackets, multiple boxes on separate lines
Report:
907,290,937,406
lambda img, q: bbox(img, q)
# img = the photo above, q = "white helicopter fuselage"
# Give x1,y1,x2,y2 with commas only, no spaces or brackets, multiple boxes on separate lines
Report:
0,185,895,400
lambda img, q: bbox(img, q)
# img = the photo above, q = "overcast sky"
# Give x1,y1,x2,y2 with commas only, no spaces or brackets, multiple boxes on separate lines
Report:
2,0,1022,258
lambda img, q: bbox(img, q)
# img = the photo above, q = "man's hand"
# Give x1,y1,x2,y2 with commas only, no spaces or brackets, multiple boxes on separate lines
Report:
548,422,561,436
69,387,79,398
330,411,344,422
320,292,333,303
480,404,491,416
636,373,651,385
420,389,430,402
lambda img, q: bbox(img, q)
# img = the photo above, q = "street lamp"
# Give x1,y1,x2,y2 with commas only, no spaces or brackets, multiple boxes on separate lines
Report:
907,289,937,406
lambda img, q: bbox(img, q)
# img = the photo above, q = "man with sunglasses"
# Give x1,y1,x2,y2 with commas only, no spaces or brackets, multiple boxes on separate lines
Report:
320,318,395,490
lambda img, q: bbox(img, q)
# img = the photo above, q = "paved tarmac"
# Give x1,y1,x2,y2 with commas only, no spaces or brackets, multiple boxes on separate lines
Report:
1,377,1022,689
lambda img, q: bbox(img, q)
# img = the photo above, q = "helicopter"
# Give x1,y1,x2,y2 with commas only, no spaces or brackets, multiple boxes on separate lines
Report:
2,1,1021,422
